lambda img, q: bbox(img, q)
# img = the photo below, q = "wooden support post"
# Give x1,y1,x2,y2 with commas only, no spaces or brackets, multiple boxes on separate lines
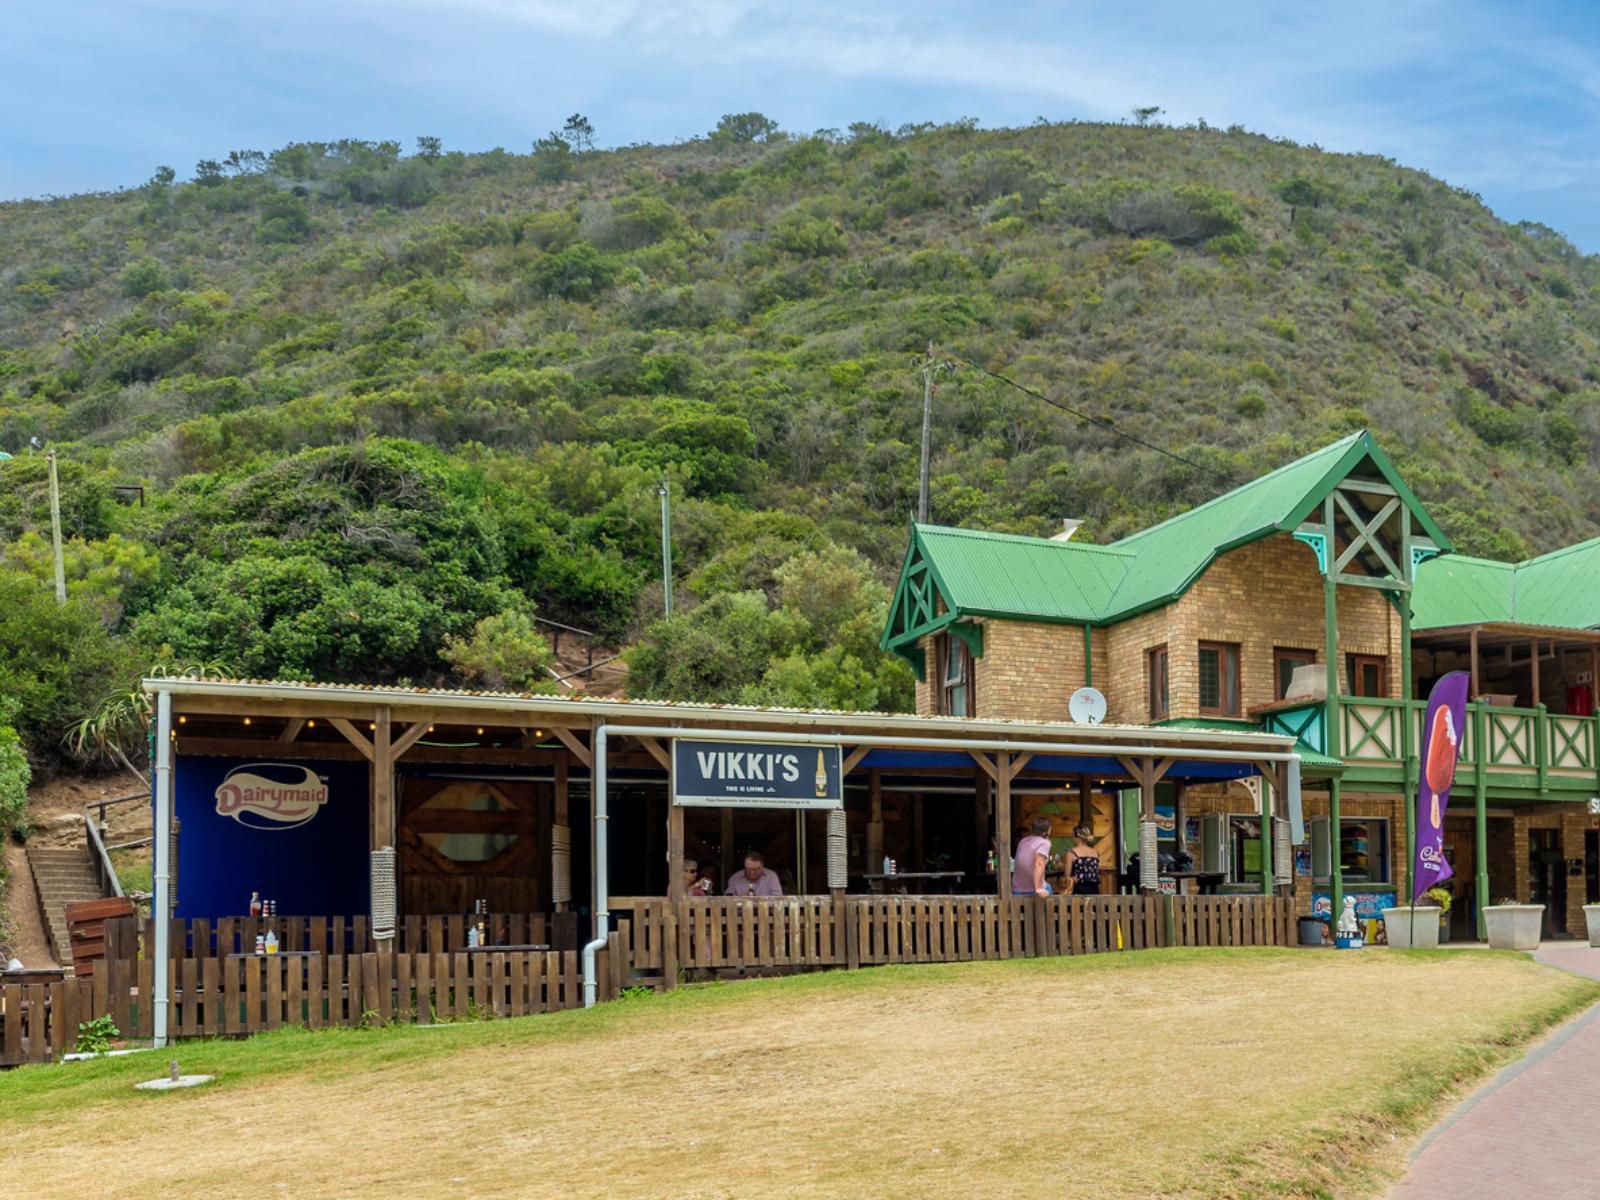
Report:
552,752,569,913
1470,628,1481,700
1329,776,1344,931
1323,495,1341,759
666,795,686,902
1401,594,1416,908
1531,639,1541,708
995,752,1011,902
371,708,393,852
1078,776,1092,826
912,794,925,871
866,770,883,872
719,808,735,889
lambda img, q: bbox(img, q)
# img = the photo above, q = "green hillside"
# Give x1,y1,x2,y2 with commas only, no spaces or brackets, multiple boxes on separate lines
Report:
3,115,1600,768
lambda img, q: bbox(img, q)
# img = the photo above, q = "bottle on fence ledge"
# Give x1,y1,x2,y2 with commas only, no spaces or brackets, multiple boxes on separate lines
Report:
254,933,266,956
265,930,278,955
249,891,261,918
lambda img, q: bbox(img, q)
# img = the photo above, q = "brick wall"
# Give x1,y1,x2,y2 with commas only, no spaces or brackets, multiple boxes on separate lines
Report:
964,531,1401,724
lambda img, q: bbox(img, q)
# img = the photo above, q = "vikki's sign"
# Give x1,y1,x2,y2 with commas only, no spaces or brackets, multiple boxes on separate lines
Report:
215,763,331,830
672,740,844,809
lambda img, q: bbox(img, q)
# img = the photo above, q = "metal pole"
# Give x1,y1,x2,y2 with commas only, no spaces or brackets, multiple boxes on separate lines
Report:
917,341,933,524
581,725,610,1008
1329,776,1344,931
152,690,173,1046
46,449,66,605
658,480,673,617
1474,702,1489,939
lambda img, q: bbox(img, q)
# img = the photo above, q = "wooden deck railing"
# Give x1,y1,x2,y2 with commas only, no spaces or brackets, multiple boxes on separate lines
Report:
0,935,626,1067
1264,697,1600,788
612,893,1291,982
103,912,582,963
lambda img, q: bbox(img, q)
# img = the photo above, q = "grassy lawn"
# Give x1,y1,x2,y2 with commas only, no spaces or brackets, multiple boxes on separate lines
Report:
1,947,1595,1199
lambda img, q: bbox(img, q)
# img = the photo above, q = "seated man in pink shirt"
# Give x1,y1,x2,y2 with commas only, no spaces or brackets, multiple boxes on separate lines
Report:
724,850,783,897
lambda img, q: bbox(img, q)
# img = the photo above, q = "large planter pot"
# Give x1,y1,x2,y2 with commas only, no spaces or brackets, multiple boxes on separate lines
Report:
1382,906,1442,949
1584,904,1600,948
1484,904,1544,951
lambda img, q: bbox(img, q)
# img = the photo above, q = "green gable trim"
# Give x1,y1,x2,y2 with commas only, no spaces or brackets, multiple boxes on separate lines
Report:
1277,433,1453,551
948,620,984,660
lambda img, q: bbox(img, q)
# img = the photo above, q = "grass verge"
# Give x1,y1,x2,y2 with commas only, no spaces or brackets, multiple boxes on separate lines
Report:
1,947,1595,1199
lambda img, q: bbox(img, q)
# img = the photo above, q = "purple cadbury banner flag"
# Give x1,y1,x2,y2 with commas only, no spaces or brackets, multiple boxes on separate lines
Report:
1413,670,1471,900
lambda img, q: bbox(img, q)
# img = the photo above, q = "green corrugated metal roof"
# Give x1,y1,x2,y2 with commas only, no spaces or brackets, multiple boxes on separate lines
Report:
1414,537,1600,630
1102,432,1368,616
887,431,1449,644
910,525,1132,624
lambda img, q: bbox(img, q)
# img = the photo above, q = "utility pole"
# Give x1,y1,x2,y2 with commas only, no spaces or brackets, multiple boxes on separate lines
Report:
46,448,66,606
914,343,956,525
657,478,673,617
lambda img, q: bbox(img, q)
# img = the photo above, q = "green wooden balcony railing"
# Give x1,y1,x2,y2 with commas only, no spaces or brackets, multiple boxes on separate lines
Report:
1260,697,1600,796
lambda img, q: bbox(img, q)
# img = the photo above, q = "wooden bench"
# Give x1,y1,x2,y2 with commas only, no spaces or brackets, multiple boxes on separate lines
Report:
63,898,136,979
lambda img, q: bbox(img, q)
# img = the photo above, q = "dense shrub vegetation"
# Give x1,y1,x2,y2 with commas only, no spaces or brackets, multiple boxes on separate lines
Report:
4,116,1600,768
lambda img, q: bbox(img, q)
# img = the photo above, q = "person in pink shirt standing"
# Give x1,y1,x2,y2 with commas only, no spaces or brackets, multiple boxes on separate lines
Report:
1011,816,1054,897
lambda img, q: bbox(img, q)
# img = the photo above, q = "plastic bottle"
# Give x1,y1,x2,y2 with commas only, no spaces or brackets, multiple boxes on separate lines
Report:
254,933,266,955
265,930,278,955
467,923,479,949
882,855,892,876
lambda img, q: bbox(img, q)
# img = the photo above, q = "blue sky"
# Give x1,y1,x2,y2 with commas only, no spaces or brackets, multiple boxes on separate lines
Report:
7,0,1600,249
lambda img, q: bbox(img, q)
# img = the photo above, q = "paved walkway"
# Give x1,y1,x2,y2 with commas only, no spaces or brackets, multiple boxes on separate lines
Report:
1389,943,1600,1199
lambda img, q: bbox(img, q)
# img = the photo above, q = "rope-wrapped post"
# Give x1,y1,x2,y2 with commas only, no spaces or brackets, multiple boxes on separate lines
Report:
826,808,848,890
551,824,573,907
1138,819,1158,891
169,818,180,915
1273,817,1292,888
370,847,397,942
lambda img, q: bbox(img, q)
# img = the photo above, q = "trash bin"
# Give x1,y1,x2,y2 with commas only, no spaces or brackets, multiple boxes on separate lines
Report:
1297,917,1326,946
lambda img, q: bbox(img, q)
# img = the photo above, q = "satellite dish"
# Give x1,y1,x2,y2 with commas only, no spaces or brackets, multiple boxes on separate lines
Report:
1069,687,1107,725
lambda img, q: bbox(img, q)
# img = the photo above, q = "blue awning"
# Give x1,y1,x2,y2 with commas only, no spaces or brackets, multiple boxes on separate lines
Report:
855,749,1257,780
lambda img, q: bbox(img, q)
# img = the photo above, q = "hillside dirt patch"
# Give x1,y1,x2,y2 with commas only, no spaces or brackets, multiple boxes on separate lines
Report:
2,949,1594,1199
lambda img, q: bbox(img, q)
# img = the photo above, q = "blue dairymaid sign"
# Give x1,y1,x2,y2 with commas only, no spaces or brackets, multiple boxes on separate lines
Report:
672,740,844,809
173,756,370,919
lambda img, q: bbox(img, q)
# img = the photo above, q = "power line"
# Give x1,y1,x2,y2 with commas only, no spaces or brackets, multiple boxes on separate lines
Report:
947,351,1246,486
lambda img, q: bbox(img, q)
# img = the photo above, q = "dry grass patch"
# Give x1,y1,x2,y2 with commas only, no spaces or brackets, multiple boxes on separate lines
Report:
2,948,1594,1199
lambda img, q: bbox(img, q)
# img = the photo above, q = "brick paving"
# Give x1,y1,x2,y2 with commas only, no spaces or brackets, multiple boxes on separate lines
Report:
1389,944,1600,1199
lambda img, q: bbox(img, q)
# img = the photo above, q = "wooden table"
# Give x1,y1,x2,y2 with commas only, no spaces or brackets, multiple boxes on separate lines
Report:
863,871,967,895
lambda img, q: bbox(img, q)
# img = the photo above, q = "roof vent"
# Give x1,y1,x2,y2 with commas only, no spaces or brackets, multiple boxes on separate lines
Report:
1050,519,1083,542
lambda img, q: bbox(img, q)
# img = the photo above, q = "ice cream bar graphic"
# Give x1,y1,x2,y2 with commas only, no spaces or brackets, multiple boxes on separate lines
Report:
1425,705,1460,825
815,750,828,796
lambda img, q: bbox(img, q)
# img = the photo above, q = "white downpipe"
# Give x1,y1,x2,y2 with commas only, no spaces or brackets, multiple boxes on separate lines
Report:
580,725,610,1008
152,691,173,1046
579,723,1301,1005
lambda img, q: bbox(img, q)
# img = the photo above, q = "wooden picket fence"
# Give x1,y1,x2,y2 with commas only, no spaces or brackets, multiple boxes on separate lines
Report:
0,932,626,1067
104,912,581,964
613,893,1292,982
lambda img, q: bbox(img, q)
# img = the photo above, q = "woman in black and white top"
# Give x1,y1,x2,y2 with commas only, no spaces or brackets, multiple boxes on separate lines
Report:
1065,825,1100,895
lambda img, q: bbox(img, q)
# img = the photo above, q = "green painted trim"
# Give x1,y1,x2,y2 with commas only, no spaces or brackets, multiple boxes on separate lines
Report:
891,642,926,682
1279,432,1454,551
1474,702,1489,940
948,620,984,660
1293,529,1329,574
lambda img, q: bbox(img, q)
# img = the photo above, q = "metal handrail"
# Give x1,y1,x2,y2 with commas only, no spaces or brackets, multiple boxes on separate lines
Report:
84,807,126,899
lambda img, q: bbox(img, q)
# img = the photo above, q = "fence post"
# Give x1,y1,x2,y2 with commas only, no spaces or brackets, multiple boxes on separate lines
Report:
1162,893,1175,948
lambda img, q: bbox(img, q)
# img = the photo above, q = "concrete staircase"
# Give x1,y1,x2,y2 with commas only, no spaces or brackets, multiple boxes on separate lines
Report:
26,844,104,964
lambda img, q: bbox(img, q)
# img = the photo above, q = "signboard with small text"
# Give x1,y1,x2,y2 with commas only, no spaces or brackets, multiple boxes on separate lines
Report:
672,739,843,809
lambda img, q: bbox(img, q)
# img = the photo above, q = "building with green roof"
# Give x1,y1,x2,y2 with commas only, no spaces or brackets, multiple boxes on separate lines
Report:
884,430,1600,941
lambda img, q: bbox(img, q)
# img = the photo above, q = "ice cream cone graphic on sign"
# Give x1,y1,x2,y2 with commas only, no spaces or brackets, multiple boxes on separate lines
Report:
1425,706,1459,827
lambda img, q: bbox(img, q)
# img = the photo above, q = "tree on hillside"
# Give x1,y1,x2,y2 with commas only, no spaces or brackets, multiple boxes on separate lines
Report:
415,135,443,160
711,112,780,145
1132,106,1164,127
562,114,595,154
193,158,225,186
533,132,574,181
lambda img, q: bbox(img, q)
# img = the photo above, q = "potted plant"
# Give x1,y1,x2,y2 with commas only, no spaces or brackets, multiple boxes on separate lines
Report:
1424,886,1452,943
1382,898,1441,949
1586,900,1600,948
1483,897,1544,951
